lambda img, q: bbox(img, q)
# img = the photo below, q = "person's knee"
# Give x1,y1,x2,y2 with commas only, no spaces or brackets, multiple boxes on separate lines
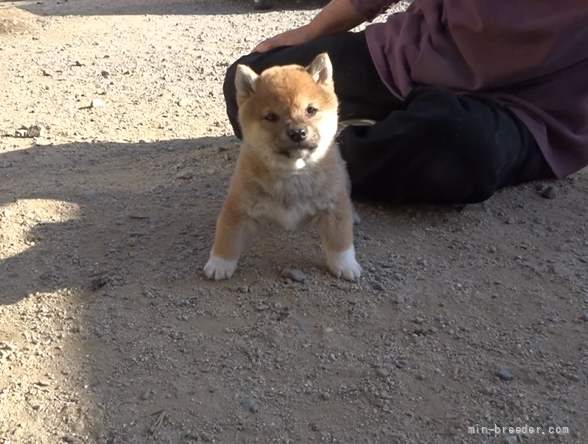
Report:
414,151,498,204
223,59,244,140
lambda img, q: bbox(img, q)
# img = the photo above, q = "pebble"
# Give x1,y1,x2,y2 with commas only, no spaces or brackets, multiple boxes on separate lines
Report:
376,367,390,378
480,386,494,395
178,98,191,107
27,124,45,137
413,317,426,325
503,436,517,444
83,190,99,200
372,282,387,292
242,397,259,413
141,389,151,400
101,70,111,78
380,390,393,400
541,186,557,199
280,268,307,283
582,313,588,322
295,320,307,331
200,431,214,442
175,171,193,180
391,294,405,304
496,366,515,381
91,99,105,108
321,392,331,400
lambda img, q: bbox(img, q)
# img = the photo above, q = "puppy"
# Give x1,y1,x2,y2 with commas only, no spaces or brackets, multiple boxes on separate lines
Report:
204,53,361,281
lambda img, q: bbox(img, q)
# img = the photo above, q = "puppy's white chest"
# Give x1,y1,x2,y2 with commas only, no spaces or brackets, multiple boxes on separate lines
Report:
249,198,319,231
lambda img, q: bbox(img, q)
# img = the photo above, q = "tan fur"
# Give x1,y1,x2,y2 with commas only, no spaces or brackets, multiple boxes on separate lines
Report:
204,53,361,281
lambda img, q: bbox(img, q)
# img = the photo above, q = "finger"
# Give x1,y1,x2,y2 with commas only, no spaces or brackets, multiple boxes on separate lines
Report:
252,40,270,53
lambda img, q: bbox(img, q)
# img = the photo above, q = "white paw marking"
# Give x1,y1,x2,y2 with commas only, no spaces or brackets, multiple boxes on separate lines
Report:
326,246,361,281
203,255,238,281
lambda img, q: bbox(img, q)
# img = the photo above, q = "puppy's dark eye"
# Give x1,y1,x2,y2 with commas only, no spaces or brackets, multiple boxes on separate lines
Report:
265,112,278,122
306,106,318,116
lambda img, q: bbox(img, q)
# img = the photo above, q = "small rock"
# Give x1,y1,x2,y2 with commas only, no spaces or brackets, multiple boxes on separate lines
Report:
15,129,28,137
295,319,307,331
480,386,494,395
496,366,515,381
200,431,214,442
27,124,45,137
141,389,151,400
242,397,259,413
503,436,517,444
391,294,405,304
380,390,393,400
321,392,331,400
280,268,307,283
91,99,105,108
175,171,193,180
73,60,84,67
541,186,557,199
372,282,387,292
42,69,53,77
581,313,588,322
413,317,426,325
376,367,390,378
178,98,191,107
83,190,99,200
101,70,111,78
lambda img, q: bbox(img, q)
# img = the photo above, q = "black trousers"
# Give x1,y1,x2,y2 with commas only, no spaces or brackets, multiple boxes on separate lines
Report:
223,32,554,204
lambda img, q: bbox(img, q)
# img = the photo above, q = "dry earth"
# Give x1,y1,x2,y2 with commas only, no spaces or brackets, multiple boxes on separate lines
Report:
0,1,587,443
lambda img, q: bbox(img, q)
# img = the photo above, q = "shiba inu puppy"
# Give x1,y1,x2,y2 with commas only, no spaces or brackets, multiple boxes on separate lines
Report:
204,53,361,281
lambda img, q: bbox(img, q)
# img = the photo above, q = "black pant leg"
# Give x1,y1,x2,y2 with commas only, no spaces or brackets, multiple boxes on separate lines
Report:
338,86,554,204
223,31,402,139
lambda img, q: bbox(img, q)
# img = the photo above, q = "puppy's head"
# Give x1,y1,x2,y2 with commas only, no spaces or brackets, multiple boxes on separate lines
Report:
235,53,339,166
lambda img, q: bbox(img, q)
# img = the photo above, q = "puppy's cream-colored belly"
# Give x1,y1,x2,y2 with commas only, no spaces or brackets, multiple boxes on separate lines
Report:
247,198,323,231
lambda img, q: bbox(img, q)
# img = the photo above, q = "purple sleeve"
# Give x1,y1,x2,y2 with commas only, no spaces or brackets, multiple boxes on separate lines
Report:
348,0,398,22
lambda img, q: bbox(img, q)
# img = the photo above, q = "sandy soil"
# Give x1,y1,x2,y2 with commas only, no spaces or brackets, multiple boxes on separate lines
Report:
0,1,587,443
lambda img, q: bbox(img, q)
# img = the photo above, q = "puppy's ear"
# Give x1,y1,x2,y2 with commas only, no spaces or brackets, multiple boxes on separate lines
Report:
306,53,333,86
235,64,259,100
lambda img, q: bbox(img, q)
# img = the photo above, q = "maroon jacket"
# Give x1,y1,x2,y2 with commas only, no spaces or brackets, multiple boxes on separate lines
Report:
351,0,588,177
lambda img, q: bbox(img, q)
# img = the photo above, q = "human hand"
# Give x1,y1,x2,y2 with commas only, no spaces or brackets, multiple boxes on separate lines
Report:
252,25,315,53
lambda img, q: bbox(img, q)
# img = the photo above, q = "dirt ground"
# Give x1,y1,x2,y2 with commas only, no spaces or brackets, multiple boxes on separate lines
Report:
0,0,587,443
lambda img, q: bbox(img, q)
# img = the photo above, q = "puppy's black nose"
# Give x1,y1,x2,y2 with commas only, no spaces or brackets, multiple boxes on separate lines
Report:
287,127,307,143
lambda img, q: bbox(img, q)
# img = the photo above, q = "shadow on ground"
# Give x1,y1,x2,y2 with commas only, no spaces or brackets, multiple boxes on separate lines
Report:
0,136,239,305
5,0,328,17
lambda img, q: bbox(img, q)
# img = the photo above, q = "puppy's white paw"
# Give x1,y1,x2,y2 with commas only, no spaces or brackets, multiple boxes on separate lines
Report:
327,246,361,281
204,255,238,281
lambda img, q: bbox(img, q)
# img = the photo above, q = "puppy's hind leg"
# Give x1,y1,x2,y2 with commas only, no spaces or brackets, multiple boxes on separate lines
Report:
315,194,361,281
204,199,252,281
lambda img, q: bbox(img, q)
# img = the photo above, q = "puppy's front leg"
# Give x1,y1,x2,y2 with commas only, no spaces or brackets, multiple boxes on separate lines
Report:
315,195,361,281
204,198,251,281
